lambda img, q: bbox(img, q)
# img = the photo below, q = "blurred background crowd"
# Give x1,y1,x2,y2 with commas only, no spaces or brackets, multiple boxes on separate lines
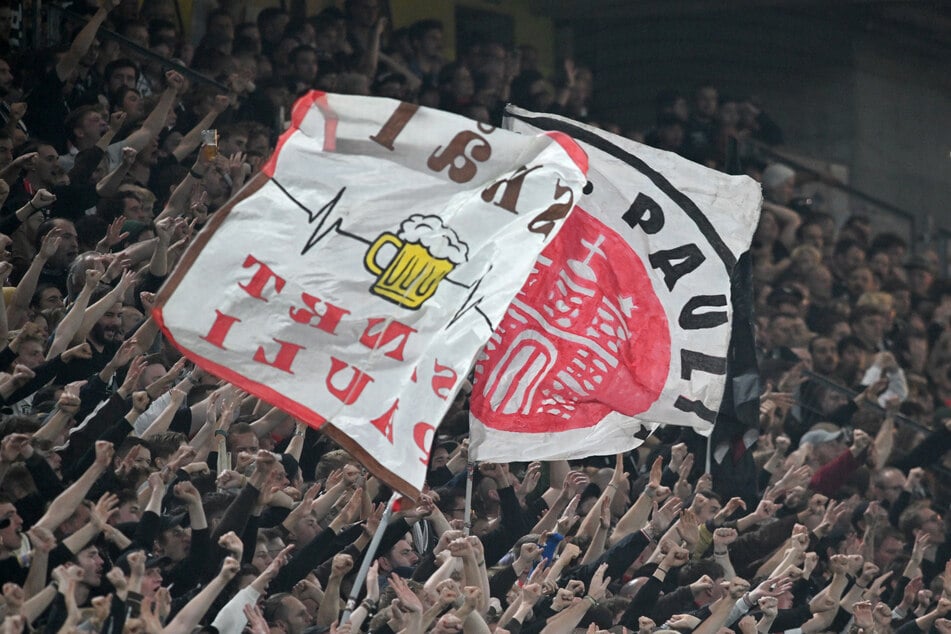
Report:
0,0,948,633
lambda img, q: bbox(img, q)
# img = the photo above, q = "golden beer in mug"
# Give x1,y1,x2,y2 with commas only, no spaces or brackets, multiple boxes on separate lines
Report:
201,129,218,160
364,233,456,309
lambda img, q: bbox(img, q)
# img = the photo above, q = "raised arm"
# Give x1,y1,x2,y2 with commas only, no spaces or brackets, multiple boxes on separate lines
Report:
191,395,226,463
612,457,667,545
172,95,231,162
285,420,307,462
213,545,294,634
72,269,135,345
761,201,802,250
6,197,58,327
542,460,570,508
711,527,739,580
32,385,82,445
20,584,58,626
137,470,165,521
0,260,10,342
444,537,489,614
532,470,585,535
130,310,161,354
161,557,240,633
693,589,743,634
173,480,208,531
47,269,100,358
155,154,208,222
56,0,116,83
576,454,624,541
22,526,56,598
96,147,137,197
140,384,189,438
378,52,423,93
0,152,37,187
315,553,353,628
455,588,491,634
249,406,290,438
901,597,951,634
347,561,380,632
354,17,386,79
540,563,610,634
35,441,113,532
544,541,578,588
95,111,126,151
809,554,850,612
121,71,184,155
580,497,612,563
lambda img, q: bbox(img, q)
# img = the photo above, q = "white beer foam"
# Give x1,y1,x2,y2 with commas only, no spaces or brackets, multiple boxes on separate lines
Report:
397,214,469,264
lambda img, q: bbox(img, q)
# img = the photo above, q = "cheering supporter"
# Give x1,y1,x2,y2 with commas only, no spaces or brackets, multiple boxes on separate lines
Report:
0,0,948,632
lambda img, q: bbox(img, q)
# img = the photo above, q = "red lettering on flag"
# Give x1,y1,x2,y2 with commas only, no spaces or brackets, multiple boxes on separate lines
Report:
359,318,416,361
253,338,305,373
201,310,241,349
239,255,286,301
413,422,436,465
431,361,457,400
325,358,373,405
370,399,399,443
290,292,349,335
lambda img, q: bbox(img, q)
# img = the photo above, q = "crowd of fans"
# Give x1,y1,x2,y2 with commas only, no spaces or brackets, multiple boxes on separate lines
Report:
0,0,949,632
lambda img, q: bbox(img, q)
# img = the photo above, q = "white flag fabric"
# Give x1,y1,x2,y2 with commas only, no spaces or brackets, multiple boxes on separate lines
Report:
155,93,587,497
468,106,762,462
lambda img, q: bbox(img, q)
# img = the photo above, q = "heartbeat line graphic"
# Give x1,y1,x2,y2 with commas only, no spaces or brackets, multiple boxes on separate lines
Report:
270,179,370,254
269,177,494,329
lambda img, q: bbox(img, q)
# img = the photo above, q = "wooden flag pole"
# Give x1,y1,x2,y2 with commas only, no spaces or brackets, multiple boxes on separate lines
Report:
341,491,399,625
463,460,475,536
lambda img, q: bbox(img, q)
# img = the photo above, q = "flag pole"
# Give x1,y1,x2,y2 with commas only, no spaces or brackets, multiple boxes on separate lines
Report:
705,434,712,475
463,460,475,536
341,491,399,625
704,432,713,475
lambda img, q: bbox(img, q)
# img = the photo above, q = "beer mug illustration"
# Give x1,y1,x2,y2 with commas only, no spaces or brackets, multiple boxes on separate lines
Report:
364,214,469,309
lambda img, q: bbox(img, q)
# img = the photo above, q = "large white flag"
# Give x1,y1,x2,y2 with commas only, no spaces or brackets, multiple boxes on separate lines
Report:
469,106,761,462
155,93,587,497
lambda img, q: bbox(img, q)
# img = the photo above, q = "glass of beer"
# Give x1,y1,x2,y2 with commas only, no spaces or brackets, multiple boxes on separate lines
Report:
201,129,218,160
